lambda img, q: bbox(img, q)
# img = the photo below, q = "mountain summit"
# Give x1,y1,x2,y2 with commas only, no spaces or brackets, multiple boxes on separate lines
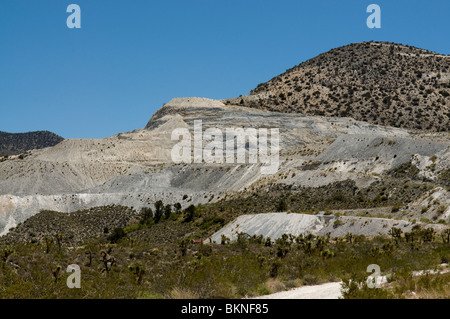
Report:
226,42,449,132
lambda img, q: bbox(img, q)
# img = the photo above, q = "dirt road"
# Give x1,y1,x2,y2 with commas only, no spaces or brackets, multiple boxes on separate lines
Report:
252,282,342,299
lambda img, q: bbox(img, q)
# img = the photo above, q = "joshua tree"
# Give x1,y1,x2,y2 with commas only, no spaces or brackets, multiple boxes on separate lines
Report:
44,236,54,254
139,207,154,226
85,250,92,267
179,239,190,257
388,227,402,245
128,264,145,285
154,200,164,223
320,249,335,260
221,235,230,245
163,204,172,220
84,242,97,267
54,233,64,251
421,228,435,242
174,202,182,214
270,260,280,278
183,205,197,223
303,240,314,256
1,247,14,262
441,229,450,244
276,245,289,258
405,231,415,243
257,253,266,269
345,232,353,244
107,228,126,244
100,248,115,273
276,198,288,212
52,265,62,283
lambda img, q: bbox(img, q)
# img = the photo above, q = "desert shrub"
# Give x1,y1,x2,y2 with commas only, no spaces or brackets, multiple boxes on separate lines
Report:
183,205,197,223
108,227,126,243
167,287,199,299
301,274,320,286
154,200,164,223
386,162,419,179
163,205,172,220
437,169,450,186
341,275,394,299
333,219,344,228
173,202,182,214
200,215,225,230
255,284,272,296
391,202,402,213
276,198,288,211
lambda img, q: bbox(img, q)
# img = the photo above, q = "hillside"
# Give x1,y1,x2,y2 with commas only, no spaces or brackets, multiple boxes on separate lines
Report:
0,99,449,300
225,42,450,132
0,130,63,156
0,97,449,236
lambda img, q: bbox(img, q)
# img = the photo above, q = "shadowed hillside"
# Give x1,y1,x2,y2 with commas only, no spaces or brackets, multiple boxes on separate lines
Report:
0,131,63,156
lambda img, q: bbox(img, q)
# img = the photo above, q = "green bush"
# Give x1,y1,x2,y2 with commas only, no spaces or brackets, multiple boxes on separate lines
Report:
183,205,197,223
276,199,288,211
154,200,164,223
341,276,394,299
107,227,126,243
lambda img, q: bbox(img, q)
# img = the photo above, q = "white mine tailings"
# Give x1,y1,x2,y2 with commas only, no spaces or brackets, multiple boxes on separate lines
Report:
208,212,447,243
0,97,449,236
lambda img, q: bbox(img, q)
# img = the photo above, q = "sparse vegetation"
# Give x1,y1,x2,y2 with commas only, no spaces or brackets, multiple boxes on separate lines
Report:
0,204,448,299
231,42,450,132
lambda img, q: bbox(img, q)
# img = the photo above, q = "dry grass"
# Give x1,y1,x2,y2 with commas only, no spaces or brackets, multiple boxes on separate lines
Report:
265,278,286,294
167,287,200,299
390,271,450,299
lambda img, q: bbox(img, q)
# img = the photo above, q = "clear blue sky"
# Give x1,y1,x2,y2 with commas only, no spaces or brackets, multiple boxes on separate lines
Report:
0,0,449,138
